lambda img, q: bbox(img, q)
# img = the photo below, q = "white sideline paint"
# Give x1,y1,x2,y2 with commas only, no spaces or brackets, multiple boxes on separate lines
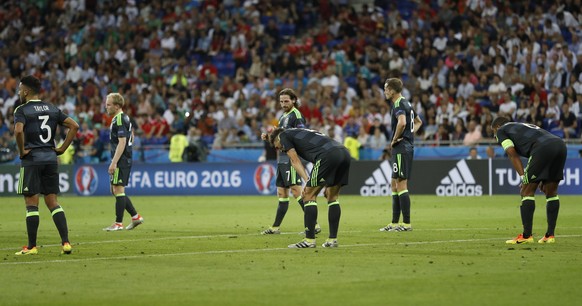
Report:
2,234,581,266
0,227,501,251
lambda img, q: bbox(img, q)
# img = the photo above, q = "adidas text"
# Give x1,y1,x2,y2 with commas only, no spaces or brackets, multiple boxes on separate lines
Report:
436,160,483,196
360,184,391,196
436,183,482,196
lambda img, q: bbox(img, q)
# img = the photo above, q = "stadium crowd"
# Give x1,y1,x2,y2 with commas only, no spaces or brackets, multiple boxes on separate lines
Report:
0,0,582,164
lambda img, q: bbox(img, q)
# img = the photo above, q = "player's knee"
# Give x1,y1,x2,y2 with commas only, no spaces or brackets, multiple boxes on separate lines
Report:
543,183,559,196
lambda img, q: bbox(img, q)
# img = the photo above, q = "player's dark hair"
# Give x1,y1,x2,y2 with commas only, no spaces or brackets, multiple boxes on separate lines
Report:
278,88,300,107
20,75,41,94
491,116,511,129
384,78,403,93
269,127,285,147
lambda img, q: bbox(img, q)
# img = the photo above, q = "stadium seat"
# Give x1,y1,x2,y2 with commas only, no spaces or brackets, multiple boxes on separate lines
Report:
327,39,343,48
279,24,296,39
345,76,357,88
550,128,565,138
260,16,276,25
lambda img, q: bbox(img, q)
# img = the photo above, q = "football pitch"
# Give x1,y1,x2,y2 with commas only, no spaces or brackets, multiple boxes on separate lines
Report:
1,195,581,306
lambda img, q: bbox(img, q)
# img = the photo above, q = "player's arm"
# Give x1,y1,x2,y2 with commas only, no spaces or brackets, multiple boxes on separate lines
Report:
55,117,79,155
287,148,309,182
413,114,423,134
14,122,30,158
497,132,525,179
391,114,406,147
505,146,524,178
111,137,126,167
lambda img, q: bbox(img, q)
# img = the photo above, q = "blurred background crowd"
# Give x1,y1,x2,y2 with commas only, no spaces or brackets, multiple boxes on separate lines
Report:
1,0,581,164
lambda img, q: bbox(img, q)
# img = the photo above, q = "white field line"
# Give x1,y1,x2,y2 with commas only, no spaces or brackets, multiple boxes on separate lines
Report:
2,234,581,266
0,227,506,251
2,226,581,252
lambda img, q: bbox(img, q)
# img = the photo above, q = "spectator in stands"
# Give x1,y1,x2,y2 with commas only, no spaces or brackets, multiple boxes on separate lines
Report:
451,120,467,144
560,103,578,139
343,115,360,140
486,145,496,159
545,97,561,127
498,92,518,120
463,120,482,146
2,0,580,167
466,147,482,160
367,124,388,150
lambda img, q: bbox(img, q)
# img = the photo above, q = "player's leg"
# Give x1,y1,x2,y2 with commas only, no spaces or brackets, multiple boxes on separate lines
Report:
45,193,72,254
302,185,322,239
395,178,412,231
16,195,40,255
41,164,71,253
322,151,350,246
521,183,538,236
274,187,290,227
507,154,541,244
381,178,400,231
394,151,413,231
15,165,40,255
119,167,143,230
290,184,304,211
539,181,559,243
539,143,566,243
291,182,321,234
390,177,400,224
323,185,341,248
263,164,290,234
288,160,325,248
103,171,126,231
288,184,321,248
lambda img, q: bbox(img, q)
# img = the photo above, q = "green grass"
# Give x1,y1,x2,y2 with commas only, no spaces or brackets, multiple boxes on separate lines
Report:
1,195,581,306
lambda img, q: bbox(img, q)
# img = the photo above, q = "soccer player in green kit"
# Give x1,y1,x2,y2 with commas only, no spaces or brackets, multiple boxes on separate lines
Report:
269,128,351,248
102,93,144,231
492,117,566,244
261,88,320,235
380,78,422,232
14,75,79,255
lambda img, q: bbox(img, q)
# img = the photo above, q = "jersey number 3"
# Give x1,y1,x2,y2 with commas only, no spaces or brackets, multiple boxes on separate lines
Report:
38,115,52,143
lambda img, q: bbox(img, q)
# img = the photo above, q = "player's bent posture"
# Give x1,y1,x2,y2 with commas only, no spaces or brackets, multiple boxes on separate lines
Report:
260,88,320,235
492,117,566,244
269,128,351,248
14,75,79,255
103,93,144,231
380,78,422,232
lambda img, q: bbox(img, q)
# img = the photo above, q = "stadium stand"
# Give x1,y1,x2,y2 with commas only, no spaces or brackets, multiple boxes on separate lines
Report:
0,0,581,165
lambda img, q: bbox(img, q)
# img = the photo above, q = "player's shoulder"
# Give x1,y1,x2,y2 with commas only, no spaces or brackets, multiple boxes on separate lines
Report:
500,122,522,132
121,112,132,122
393,96,409,109
113,112,130,124
291,107,303,119
13,103,25,115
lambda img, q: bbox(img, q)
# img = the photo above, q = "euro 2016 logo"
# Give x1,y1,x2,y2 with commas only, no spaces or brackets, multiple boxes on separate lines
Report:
254,163,276,195
75,166,98,196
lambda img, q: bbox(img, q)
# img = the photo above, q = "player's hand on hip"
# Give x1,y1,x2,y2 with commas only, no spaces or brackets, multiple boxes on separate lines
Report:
108,163,117,175
54,147,65,156
20,148,31,159
391,138,402,148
